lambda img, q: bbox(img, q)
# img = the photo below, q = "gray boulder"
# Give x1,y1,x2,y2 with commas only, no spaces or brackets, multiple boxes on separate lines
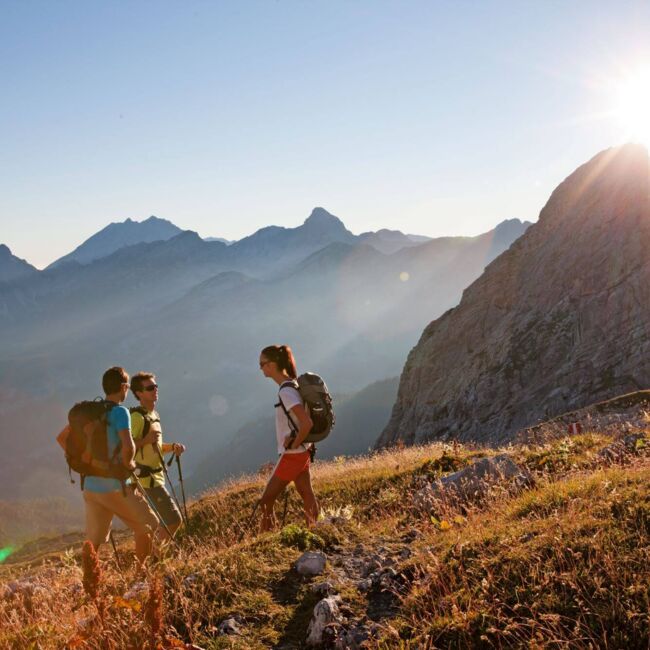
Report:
296,551,327,576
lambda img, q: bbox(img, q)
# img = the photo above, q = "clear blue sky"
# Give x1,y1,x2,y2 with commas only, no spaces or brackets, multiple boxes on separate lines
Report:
2,1,649,268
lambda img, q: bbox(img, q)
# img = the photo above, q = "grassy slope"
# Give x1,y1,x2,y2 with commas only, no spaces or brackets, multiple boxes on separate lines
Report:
0,431,648,649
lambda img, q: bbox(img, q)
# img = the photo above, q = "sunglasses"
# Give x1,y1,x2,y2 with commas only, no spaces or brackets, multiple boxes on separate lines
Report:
142,384,158,392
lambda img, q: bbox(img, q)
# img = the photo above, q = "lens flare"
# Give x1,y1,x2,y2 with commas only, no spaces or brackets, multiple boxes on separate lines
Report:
615,66,650,147
0,546,15,563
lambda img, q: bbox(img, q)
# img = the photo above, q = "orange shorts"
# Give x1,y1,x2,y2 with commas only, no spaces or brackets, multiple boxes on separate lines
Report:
274,451,311,482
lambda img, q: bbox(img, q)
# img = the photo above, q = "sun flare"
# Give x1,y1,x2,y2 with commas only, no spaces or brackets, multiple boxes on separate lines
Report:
615,66,650,147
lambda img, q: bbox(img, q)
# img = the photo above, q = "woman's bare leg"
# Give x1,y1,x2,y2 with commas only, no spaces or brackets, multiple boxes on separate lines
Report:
259,475,289,532
293,468,319,527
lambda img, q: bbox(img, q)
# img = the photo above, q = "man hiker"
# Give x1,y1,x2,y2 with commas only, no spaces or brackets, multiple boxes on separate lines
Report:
130,372,186,540
56,367,159,564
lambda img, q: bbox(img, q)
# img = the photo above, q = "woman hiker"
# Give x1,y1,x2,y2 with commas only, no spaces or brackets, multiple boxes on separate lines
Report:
258,344,320,532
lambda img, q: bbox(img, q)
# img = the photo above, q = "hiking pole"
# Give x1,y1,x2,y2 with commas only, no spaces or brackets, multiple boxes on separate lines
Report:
237,453,284,543
175,455,189,524
129,471,180,548
280,489,289,528
154,446,187,527
109,531,123,574
238,499,260,543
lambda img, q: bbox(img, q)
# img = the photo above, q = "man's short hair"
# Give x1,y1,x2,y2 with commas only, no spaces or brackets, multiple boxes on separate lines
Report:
131,371,156,400
102,366,129,395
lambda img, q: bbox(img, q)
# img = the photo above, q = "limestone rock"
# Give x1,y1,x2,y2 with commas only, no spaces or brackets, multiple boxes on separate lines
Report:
336,621,379,649
218,617,241,635
599,432,647,462
414,454,532,509
306,595,343,646
312,581,338,596
296,551,327,576
378,144,650,448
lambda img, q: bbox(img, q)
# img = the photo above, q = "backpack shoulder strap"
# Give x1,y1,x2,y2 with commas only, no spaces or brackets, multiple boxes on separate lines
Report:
130,406,153,459
276,380,300,436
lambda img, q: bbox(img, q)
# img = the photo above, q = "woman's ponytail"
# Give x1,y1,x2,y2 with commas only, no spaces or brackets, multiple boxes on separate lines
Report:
281,345,297,379
261,344,297,379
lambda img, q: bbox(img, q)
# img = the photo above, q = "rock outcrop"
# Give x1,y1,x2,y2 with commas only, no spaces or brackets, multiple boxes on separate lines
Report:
378,144,650,447
413,454,533,512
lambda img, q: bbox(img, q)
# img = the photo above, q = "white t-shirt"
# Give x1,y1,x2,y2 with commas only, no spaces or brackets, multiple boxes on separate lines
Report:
276,383,310,455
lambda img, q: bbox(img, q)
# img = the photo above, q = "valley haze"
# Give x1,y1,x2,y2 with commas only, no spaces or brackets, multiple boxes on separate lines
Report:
0,205,529,540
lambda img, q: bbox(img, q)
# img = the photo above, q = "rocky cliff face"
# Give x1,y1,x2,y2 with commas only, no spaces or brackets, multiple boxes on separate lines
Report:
377,144,650,447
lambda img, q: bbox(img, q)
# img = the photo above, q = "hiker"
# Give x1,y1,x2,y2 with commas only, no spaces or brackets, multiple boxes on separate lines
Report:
130,372,186,540
56,367,159,564
258,345,320,531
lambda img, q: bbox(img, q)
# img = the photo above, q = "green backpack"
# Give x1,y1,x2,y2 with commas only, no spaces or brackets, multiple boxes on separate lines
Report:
129,406,163,487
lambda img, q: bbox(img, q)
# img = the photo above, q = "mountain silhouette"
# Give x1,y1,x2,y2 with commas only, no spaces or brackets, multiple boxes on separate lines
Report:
47,215,183,269
0,245,37,283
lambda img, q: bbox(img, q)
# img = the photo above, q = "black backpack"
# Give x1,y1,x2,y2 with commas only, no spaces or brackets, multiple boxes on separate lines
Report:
277,373,335,444
65,398,130,489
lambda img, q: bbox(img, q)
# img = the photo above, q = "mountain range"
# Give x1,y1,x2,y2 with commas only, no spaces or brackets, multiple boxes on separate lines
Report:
379,143,650,447
0,208,530,501
41,208,430,273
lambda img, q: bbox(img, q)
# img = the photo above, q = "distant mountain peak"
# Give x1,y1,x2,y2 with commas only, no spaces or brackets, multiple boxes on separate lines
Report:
493,218,533,234
303,207,346,228
47,215,184,269
0,244,38,282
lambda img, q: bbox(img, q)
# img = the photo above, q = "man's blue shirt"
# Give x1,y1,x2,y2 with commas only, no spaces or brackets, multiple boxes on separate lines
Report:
83,404,131,493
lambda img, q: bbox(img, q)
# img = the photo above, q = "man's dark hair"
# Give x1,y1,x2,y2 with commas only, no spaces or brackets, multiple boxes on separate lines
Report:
102,366,129,395
131,371,156,400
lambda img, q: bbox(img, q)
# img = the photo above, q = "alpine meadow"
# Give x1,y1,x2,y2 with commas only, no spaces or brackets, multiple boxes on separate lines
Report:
2,3,650,649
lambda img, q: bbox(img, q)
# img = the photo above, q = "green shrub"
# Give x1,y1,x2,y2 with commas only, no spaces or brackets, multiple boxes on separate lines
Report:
279,524,325,551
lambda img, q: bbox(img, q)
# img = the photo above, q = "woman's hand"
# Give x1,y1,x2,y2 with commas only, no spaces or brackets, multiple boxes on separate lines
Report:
284,404,313,450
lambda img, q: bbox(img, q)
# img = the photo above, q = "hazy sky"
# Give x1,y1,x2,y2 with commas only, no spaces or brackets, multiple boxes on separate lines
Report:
2,1,650,268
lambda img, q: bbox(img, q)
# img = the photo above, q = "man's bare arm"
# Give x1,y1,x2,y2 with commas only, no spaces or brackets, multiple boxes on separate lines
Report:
117,428,136,469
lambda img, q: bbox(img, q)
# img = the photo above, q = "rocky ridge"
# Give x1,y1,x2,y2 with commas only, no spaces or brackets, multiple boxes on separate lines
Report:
378,144,650,447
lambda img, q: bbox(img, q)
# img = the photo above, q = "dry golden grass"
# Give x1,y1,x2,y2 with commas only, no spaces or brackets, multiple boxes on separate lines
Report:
0,433,648,649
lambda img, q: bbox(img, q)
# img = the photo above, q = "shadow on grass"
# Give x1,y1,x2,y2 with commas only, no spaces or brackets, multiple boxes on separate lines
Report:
270,568,320,649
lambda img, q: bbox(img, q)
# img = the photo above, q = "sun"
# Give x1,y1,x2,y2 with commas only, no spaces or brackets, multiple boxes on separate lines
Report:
615,66,650,147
